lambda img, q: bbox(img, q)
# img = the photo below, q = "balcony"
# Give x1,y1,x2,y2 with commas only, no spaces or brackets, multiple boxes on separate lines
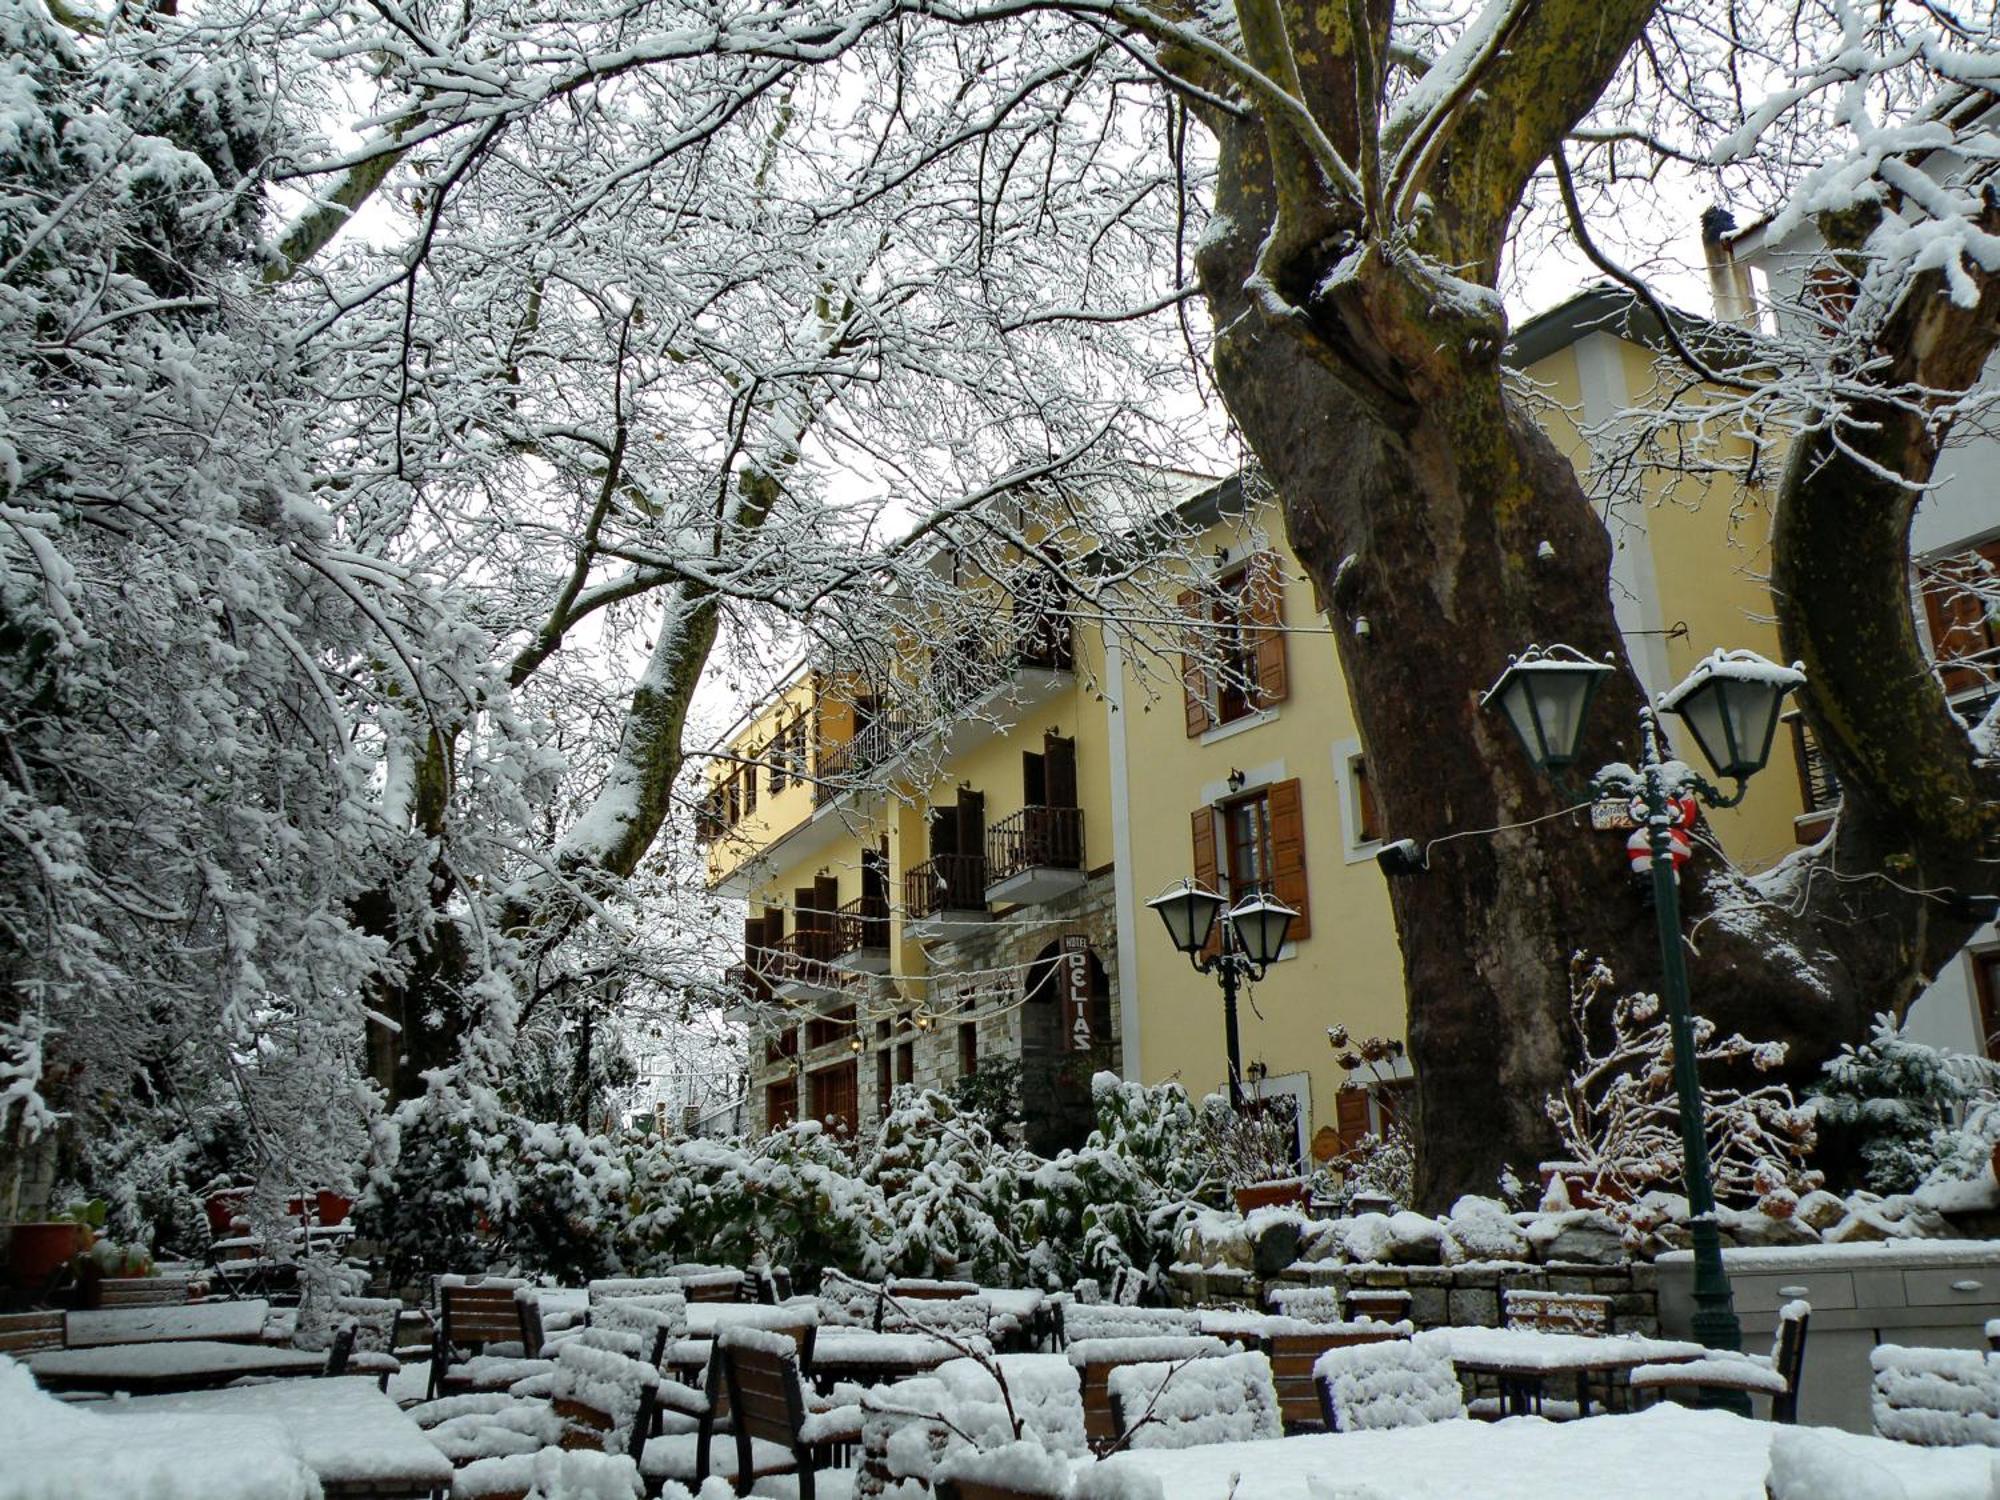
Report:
814,713,917,809
903,852,993,943
831,895,892,975
771,928,845,1004
985,805,1086,905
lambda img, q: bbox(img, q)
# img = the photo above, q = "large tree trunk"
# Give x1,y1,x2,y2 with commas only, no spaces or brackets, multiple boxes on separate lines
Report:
1190,96,2000,1207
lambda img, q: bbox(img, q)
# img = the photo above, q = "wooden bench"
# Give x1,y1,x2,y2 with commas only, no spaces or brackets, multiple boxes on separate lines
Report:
88,1275,195,1309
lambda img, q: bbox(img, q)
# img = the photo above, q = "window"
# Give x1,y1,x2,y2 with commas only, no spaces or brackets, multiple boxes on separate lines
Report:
809,1060,858,1133
1224,791,1276,899
696,786,725,843
1973,950,2000,1063
741,754,758,817
764,1026,799,1066
1919,539,2000,700
876,1022,893,1110
1179,552,1289,735
1349,758,1381,844
1191,778,1312,943
807,1004,856,1052
958,998,978,1079
766,1077,798,1130
897,1039,915,1086
769,714,808,795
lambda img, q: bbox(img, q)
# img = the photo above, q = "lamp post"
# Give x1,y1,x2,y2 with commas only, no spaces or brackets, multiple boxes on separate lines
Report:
1484,645,1804,1403
1147,882,1297,1109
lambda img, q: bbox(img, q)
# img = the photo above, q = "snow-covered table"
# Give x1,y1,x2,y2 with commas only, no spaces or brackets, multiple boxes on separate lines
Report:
102,1376,453,1499
1422,1326,1706,1417
65,1299,272,1348
27,1339,329,1393
809,1329,962,1391
1096,1405,1998,1500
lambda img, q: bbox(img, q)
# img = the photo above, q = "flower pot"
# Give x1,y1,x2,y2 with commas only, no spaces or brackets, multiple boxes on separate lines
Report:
315,1191,354,1227
1234,1178,1309,1214
6,1222,91,1288
204,1188,252,1239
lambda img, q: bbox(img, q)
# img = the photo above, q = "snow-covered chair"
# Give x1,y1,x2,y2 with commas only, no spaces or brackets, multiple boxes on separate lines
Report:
1058,1302,1201,1347
431,1277,549,1399
550,1328,661,1459
658,1263,750,1303
1870,1343,2000,1447
879,1292,996,1344
1312,1338,1466,1432
1065,1334,1229,1452
1262,1285,1345,1324
640,1326,858,1499
1258,1317,1411,1430
1630,1298,1808,1423
1105,1349,1282,1451
587,1278,686,1322
932,1440,1074,1500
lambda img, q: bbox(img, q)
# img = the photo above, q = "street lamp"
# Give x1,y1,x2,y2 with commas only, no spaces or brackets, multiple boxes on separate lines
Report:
1147,880,1297,1109
1484,643,1802,1404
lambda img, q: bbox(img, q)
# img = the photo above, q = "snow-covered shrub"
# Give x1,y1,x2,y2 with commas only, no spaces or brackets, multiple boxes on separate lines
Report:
1545,953,1819,1214
1019,1074,1223,1291
627,1117,885,1280
1191,1091,1300,1191
506,1120,633,1285
1812,1013,2000,1194
357,1071,520,1283
867,1087,1032,1283
1322,1123,1416,1214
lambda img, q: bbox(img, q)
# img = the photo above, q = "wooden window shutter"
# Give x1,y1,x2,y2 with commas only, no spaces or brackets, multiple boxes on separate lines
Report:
1023,749,1046,806
928,805,957,858
1267,777,1311,941
1046,734,1078,808
1178,587,1211,737
814,874,840,914
1334,1087,1371,1152
1191,806,1222,959
1249,552,1289,705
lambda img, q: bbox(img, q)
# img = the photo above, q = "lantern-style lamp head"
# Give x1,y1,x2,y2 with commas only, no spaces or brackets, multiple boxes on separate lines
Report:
1148,880,1224,957
1228,892,1297,969
1481,645,1615,771
1658,649,1804,782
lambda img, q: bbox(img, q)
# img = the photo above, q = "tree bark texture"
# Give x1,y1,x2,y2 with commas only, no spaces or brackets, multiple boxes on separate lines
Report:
1185,11,2000,1206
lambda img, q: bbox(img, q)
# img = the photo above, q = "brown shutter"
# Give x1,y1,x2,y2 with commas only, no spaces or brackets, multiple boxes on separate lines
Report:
1179,587,1210,737
1023,750,1046,806
1191,806,1222,959
1267,777,1311,941
815,874,840,914
928,805,957,858
1045,734,1077,808
1249,552,1289,705
1335,1087,1371,1152
957,789,985,851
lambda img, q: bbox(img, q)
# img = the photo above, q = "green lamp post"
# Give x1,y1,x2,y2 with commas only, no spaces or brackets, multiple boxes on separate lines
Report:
1484,645,1804,1411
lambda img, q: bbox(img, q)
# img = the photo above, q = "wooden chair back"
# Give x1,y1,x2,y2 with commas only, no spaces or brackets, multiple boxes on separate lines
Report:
1502,1289,1610,1336
91,1276,191,1309
1771,1303,1810,1426
1261,1324,1408,1429
1343,1288,1413,1323
708,1328,814,1498
1106,1350,1282,1451
440,1281,529,1349
322,1319,358,1377
552,1330,659,1460
1067,1335,1227,1452
0,1311,65,1356
1314,1339,1466,1432
1870,1344,2000,1447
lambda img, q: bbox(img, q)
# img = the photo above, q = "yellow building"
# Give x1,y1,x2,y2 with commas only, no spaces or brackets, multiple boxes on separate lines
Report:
697,286,1831,1155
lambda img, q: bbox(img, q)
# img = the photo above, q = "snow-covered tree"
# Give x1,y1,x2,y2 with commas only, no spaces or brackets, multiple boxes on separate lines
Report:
1812,1013,2000,1195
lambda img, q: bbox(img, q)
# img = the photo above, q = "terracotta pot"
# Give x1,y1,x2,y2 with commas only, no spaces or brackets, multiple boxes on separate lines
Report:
315,1191,354,1227
6,1222,90,1288
204,1188,251,1238
1234,1179,1309,1214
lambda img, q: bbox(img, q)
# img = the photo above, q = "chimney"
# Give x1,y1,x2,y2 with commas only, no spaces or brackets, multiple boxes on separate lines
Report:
1701,206,1756,327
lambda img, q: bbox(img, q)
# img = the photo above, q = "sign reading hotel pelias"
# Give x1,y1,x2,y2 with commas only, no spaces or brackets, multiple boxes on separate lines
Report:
1062,935,1093,1051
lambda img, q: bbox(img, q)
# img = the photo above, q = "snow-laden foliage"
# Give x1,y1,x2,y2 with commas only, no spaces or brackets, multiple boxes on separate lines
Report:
1544,954,1820,1215
355,1072,1232,1286
1811,1012,2000,1195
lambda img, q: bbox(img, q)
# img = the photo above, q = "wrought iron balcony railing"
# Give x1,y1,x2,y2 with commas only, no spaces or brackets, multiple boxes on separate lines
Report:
903,852,989,921
986,805,1084,885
